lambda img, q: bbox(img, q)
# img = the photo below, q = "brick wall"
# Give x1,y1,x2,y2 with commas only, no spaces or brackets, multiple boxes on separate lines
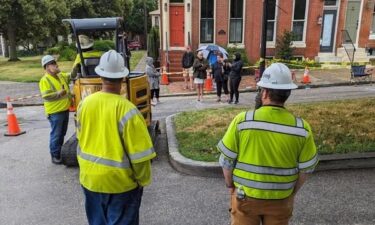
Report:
359,2,375,48
160,0,375,67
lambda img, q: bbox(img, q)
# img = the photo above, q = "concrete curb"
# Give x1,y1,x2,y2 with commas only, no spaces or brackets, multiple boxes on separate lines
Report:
166,113,375,177
160,80,371,98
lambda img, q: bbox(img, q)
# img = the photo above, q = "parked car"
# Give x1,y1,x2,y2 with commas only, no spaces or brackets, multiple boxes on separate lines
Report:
128,41,142,51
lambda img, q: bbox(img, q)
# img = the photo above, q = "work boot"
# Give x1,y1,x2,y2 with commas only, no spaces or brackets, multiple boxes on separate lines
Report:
51,156,62,165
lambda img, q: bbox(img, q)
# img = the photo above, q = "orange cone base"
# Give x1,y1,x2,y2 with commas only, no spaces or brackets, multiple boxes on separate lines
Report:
205,79,213,91
161,74,169,85
5,131,26,136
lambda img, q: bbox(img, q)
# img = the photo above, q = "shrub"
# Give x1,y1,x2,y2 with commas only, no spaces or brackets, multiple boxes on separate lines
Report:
147,27,160,62
58,48,76,61
93,40,115,51
46,46,60,55
275,30,296,60
225,47,249,66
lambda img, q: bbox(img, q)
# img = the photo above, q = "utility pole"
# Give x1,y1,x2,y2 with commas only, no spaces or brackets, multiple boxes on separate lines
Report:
259,0,269,78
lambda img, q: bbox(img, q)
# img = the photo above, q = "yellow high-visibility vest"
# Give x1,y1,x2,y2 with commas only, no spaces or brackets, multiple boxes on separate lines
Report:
72,50,103,69
39,72,71,115
218,106,318,199
77,92,156,194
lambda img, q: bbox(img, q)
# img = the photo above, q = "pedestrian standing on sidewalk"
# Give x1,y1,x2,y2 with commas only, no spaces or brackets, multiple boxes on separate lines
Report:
77,50,156,225
218,63,318,225
181,45,195,90
39,55,72,164
193,51,208,101
212,53,228,102
228,52,243,104
223,59,231,102
145,56,161,106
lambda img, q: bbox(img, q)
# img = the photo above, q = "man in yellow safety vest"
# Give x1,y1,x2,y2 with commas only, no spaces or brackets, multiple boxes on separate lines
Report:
76,50,156,225
218,63,318,225
39,55,72,164
71,34,103,77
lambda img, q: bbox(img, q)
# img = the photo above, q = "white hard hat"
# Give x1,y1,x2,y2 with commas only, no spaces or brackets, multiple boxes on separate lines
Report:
78,35,94,50
257,63,298,90
41,55,55,68
95,50,129,78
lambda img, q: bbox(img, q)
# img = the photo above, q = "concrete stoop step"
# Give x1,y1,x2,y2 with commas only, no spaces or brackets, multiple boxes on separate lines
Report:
166,114,375,178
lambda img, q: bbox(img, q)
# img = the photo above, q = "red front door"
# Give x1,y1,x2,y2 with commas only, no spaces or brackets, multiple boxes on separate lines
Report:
169,6,184,47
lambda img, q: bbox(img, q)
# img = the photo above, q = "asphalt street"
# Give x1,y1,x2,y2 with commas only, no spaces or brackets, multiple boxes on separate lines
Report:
0,85,375,225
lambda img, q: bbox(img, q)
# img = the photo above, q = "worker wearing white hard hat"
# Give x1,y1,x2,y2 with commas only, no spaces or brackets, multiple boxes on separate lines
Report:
218,62,318,225
39,55,72,164
77,50,155,225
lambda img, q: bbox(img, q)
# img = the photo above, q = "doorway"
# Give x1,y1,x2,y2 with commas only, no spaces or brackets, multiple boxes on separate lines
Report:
345,0,361,43
320,10,337,52
169,6,185,47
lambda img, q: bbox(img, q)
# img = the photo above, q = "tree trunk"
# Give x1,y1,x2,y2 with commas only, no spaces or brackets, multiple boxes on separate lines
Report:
4,38,9,58
7,17,19,61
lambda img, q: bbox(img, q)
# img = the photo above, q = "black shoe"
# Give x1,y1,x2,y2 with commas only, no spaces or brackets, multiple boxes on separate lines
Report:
228,100,233,104
51,156,62,164
234,101,239,104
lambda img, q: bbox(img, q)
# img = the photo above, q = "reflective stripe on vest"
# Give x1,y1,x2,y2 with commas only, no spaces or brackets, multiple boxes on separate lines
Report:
217,140,238,159
128,147,155,161
299,153,318,170
236,162,299,176
240,110,307,137
233,175,297,190
118,108,140,134
238,121,308,137
77,146,130,169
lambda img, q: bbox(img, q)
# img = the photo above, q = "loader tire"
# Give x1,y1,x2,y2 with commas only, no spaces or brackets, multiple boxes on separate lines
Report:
61,133,78,167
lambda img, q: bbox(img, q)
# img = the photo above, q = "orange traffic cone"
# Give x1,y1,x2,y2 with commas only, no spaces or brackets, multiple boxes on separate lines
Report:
4,97,26,136
160,67,169,85
301,67,311,84
204,74,213,91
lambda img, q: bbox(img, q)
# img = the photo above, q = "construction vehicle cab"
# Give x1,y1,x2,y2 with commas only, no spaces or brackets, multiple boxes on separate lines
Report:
61,17,156,166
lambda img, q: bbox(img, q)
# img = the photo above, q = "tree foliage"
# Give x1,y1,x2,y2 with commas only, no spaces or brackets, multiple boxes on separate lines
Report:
0,0,154,60
275,30,296,60
125,0,157,35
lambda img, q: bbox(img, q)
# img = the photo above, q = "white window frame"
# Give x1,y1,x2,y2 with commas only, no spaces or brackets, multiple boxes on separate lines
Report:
291,0,309,47
228,0,245,45
199,0,216,45
266,0,279,48
370,3,375,39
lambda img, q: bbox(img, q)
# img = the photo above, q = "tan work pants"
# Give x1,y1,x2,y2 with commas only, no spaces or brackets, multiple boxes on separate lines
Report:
230,194,294,225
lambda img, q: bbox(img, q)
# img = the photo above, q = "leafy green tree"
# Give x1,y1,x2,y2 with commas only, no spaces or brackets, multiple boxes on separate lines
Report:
125,0,157,35
275,30,296,60
0,0,69,61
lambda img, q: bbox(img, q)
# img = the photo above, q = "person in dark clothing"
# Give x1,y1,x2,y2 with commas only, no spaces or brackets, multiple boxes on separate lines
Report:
228,52,243,104
212,53,228,102
223,59,231,102
193,51,209,101
181,46,195,90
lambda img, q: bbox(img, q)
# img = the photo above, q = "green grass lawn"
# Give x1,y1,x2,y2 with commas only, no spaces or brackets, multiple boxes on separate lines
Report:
174,98,375,162
0,50,146,82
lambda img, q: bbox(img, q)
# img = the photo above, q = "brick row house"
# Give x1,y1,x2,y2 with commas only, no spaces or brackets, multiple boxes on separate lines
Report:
158,0,375,78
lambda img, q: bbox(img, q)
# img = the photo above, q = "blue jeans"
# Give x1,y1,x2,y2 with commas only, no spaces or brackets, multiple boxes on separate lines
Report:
47,110,69,158
83,186,143,225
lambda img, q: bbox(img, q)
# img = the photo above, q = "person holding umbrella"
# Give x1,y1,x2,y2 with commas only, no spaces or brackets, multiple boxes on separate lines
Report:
193,51,208,101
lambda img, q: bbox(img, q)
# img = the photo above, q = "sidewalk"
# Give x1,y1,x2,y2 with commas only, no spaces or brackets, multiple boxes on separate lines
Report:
159,68,354,97
0,62,367,107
